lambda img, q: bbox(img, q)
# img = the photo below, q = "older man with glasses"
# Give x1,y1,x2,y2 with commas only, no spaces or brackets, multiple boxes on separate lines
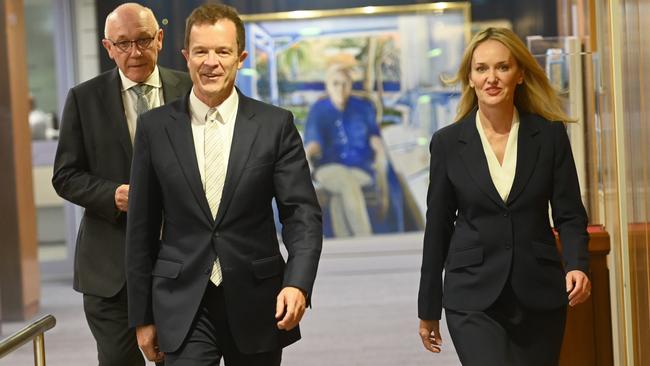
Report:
52,3,192,365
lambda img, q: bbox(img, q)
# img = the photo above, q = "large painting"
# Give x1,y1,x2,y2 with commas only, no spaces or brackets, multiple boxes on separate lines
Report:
237,3,471,238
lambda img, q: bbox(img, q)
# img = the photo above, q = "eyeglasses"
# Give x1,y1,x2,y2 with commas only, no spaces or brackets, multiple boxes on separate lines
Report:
107,35,156,53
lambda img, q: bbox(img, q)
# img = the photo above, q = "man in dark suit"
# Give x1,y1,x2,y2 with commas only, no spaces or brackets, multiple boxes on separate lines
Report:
126,4,322,366
52,3,192,365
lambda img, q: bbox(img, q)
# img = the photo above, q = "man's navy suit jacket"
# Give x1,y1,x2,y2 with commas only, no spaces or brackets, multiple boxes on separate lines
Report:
126,90,323,354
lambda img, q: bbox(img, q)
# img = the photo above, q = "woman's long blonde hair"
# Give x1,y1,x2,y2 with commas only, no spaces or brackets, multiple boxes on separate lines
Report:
449,27,572,123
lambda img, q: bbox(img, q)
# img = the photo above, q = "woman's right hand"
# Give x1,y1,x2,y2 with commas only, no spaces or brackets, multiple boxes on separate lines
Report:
419,319,443,353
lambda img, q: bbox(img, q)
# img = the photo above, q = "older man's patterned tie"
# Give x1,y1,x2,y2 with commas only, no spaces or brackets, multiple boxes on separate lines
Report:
131,84,153,115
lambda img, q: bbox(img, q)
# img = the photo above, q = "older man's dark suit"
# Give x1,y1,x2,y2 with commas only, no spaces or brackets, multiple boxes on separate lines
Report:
418,110,588,363
52,67,191,364
126,90,322,355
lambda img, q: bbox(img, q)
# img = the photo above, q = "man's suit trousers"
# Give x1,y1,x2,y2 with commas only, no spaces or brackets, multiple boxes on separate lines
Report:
83,286,144,366
165,283,282,366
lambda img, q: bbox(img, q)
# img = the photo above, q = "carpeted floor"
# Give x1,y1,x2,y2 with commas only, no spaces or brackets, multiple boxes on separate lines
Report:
1,232,461,366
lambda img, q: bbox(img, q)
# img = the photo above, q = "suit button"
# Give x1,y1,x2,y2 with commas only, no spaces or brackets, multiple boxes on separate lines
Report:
505,243,511,249
214,232,220,238
503,212,509,217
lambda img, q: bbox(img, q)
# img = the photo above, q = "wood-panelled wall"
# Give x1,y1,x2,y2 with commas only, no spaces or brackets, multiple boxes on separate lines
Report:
0,0,40,321
558,226,613,366
629,223,650,365
617,0,650,364
593,0,650,364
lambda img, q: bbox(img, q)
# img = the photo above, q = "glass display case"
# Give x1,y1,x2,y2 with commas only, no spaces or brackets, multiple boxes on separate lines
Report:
527,35,589,209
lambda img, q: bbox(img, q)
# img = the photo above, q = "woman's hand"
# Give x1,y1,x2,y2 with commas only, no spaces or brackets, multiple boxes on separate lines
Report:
566,270,591,306
419,319,443,353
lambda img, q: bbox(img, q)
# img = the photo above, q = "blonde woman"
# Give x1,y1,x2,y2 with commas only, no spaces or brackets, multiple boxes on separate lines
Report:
417,27,590,365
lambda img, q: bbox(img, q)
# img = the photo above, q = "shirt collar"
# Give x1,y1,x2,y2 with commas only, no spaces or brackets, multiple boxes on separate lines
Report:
119,65,162,91
188,87,239,124
475,107,520,129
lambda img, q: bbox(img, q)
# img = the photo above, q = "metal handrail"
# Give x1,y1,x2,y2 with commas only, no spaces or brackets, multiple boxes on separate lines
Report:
0,314,56,366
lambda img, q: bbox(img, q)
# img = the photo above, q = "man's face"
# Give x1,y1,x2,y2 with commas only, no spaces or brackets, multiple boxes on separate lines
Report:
326,71,352,110
182,19,248,107
102,10,162,83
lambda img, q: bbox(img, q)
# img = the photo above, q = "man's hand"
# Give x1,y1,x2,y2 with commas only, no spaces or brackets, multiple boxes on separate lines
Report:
566,270,591,306
115,184,129,212
419,319,443,353
276,286,307,331
136,324,164,363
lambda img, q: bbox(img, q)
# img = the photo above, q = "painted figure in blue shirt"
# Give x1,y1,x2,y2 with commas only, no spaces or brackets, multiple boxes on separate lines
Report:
305,91,379,175
304,64,391,237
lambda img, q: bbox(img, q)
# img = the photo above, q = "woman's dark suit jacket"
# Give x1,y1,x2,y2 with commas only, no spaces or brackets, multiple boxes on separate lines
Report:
418,110,589,321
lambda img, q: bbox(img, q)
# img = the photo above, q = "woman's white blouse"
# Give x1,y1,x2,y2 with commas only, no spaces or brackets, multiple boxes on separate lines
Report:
475,109,520,202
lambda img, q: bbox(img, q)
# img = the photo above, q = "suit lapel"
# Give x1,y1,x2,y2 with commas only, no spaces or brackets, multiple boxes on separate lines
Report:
506,113,541,205
458,110,507,209
164,95,214,223
159,67,185,103
101,69,133,160
213,93,259,227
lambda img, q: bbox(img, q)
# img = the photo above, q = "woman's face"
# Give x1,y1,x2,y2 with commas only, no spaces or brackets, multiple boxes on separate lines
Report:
468,39,523,110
